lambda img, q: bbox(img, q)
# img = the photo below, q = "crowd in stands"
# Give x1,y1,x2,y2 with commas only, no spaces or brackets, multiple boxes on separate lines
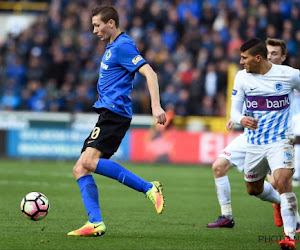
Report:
1,0,300,116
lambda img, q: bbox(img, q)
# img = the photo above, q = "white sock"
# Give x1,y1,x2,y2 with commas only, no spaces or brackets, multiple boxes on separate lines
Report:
256,181,280,205
294,145,300,179
215,176,232,217
281,192,298,239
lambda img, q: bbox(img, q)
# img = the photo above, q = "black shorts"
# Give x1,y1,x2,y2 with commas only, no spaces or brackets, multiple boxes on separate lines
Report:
81,108,131,159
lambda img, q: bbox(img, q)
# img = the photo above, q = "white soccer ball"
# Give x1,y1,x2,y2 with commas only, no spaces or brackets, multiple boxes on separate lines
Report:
20,192,49,221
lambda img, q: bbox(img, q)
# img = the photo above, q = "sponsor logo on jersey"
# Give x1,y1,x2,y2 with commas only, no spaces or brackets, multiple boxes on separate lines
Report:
246,94,290,111
275,82,283,92
244,173,258,179
232,89,237,95
132,55,143,65
101,62,109,70
221,151,231,156
105,49,111,60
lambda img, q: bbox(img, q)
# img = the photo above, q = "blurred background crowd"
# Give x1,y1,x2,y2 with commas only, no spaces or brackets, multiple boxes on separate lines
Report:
1,0,300,116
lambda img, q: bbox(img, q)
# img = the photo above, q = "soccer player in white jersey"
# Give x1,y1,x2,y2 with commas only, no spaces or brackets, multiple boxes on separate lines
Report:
288,60,300,187
207,38,300,230
265,38,287,188
206,120,246,228
230,37,300,249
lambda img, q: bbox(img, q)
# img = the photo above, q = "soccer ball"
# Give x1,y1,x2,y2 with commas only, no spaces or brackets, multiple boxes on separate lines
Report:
20,192,49,221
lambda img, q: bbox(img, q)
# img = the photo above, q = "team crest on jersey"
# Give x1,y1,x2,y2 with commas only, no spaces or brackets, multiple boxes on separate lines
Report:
105,49,112,60
275,82,283,92
284,152,292,160
132,55,143,65
232,89,237,95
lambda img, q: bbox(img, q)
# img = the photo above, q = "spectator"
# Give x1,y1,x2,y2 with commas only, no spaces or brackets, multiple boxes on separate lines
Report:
26,80,46,111
26,55,45,82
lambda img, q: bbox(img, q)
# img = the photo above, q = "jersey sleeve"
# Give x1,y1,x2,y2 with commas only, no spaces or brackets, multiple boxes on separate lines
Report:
230,71,246,124
117,42,146,73
231,71,245,102
291,68,300,92
230,99,245,124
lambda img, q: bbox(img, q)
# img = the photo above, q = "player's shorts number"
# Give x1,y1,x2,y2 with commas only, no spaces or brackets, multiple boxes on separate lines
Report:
91,127,101,139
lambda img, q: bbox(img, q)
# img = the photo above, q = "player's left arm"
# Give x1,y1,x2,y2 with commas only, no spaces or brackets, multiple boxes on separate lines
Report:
139,64,166,125
117,42,166,124
292,68,300,92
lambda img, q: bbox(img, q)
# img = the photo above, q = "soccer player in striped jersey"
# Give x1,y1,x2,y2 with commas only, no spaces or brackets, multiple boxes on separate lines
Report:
231,38,300,249
266,42,300,182
67,5,166,237
207,38,300,231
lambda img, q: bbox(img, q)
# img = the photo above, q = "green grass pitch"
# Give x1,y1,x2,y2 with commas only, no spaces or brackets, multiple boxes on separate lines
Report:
0,159,298,249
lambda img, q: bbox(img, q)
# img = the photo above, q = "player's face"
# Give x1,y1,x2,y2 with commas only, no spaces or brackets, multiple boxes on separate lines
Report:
92,14,112,42
267,45,286,65
240,51,260,73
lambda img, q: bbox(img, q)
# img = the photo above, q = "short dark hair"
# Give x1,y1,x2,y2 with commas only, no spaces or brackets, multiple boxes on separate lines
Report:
265,38,287,56
92,5,119,28
240,38,267,59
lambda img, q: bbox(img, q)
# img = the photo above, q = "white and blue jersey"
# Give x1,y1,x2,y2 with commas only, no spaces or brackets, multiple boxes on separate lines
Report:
231,64,300,145
93,33,146,118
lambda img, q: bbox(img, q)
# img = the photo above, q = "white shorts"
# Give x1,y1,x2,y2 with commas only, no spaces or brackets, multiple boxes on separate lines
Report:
218,134,247,172
244,139,294,182
293,113,300,136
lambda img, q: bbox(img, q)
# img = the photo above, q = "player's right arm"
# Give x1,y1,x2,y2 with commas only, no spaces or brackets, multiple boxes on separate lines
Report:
230,71,258,130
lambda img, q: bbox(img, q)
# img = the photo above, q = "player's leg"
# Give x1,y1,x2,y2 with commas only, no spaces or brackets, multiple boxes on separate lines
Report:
292,111,300,187
267,170,300,232
293,136,300,233
244,149,282,227
266,174,276,189
89,152,164,214
245,149,280,204
293,135,300,187
245,175,280,206
68,150,106,236
207,134,247,228
212,158,232,218
86,109,164,214
207,157,234,228
274,168,297,249
266,173,283,227
268,140,298,248
94,156,153,193
246,177,282,227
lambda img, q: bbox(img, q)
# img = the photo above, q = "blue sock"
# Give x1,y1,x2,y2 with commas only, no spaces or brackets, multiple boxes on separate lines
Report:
77,175,102,223
95,158,153,194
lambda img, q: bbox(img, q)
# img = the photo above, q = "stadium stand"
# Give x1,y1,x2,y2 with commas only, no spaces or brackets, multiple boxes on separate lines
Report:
0,0,300,117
